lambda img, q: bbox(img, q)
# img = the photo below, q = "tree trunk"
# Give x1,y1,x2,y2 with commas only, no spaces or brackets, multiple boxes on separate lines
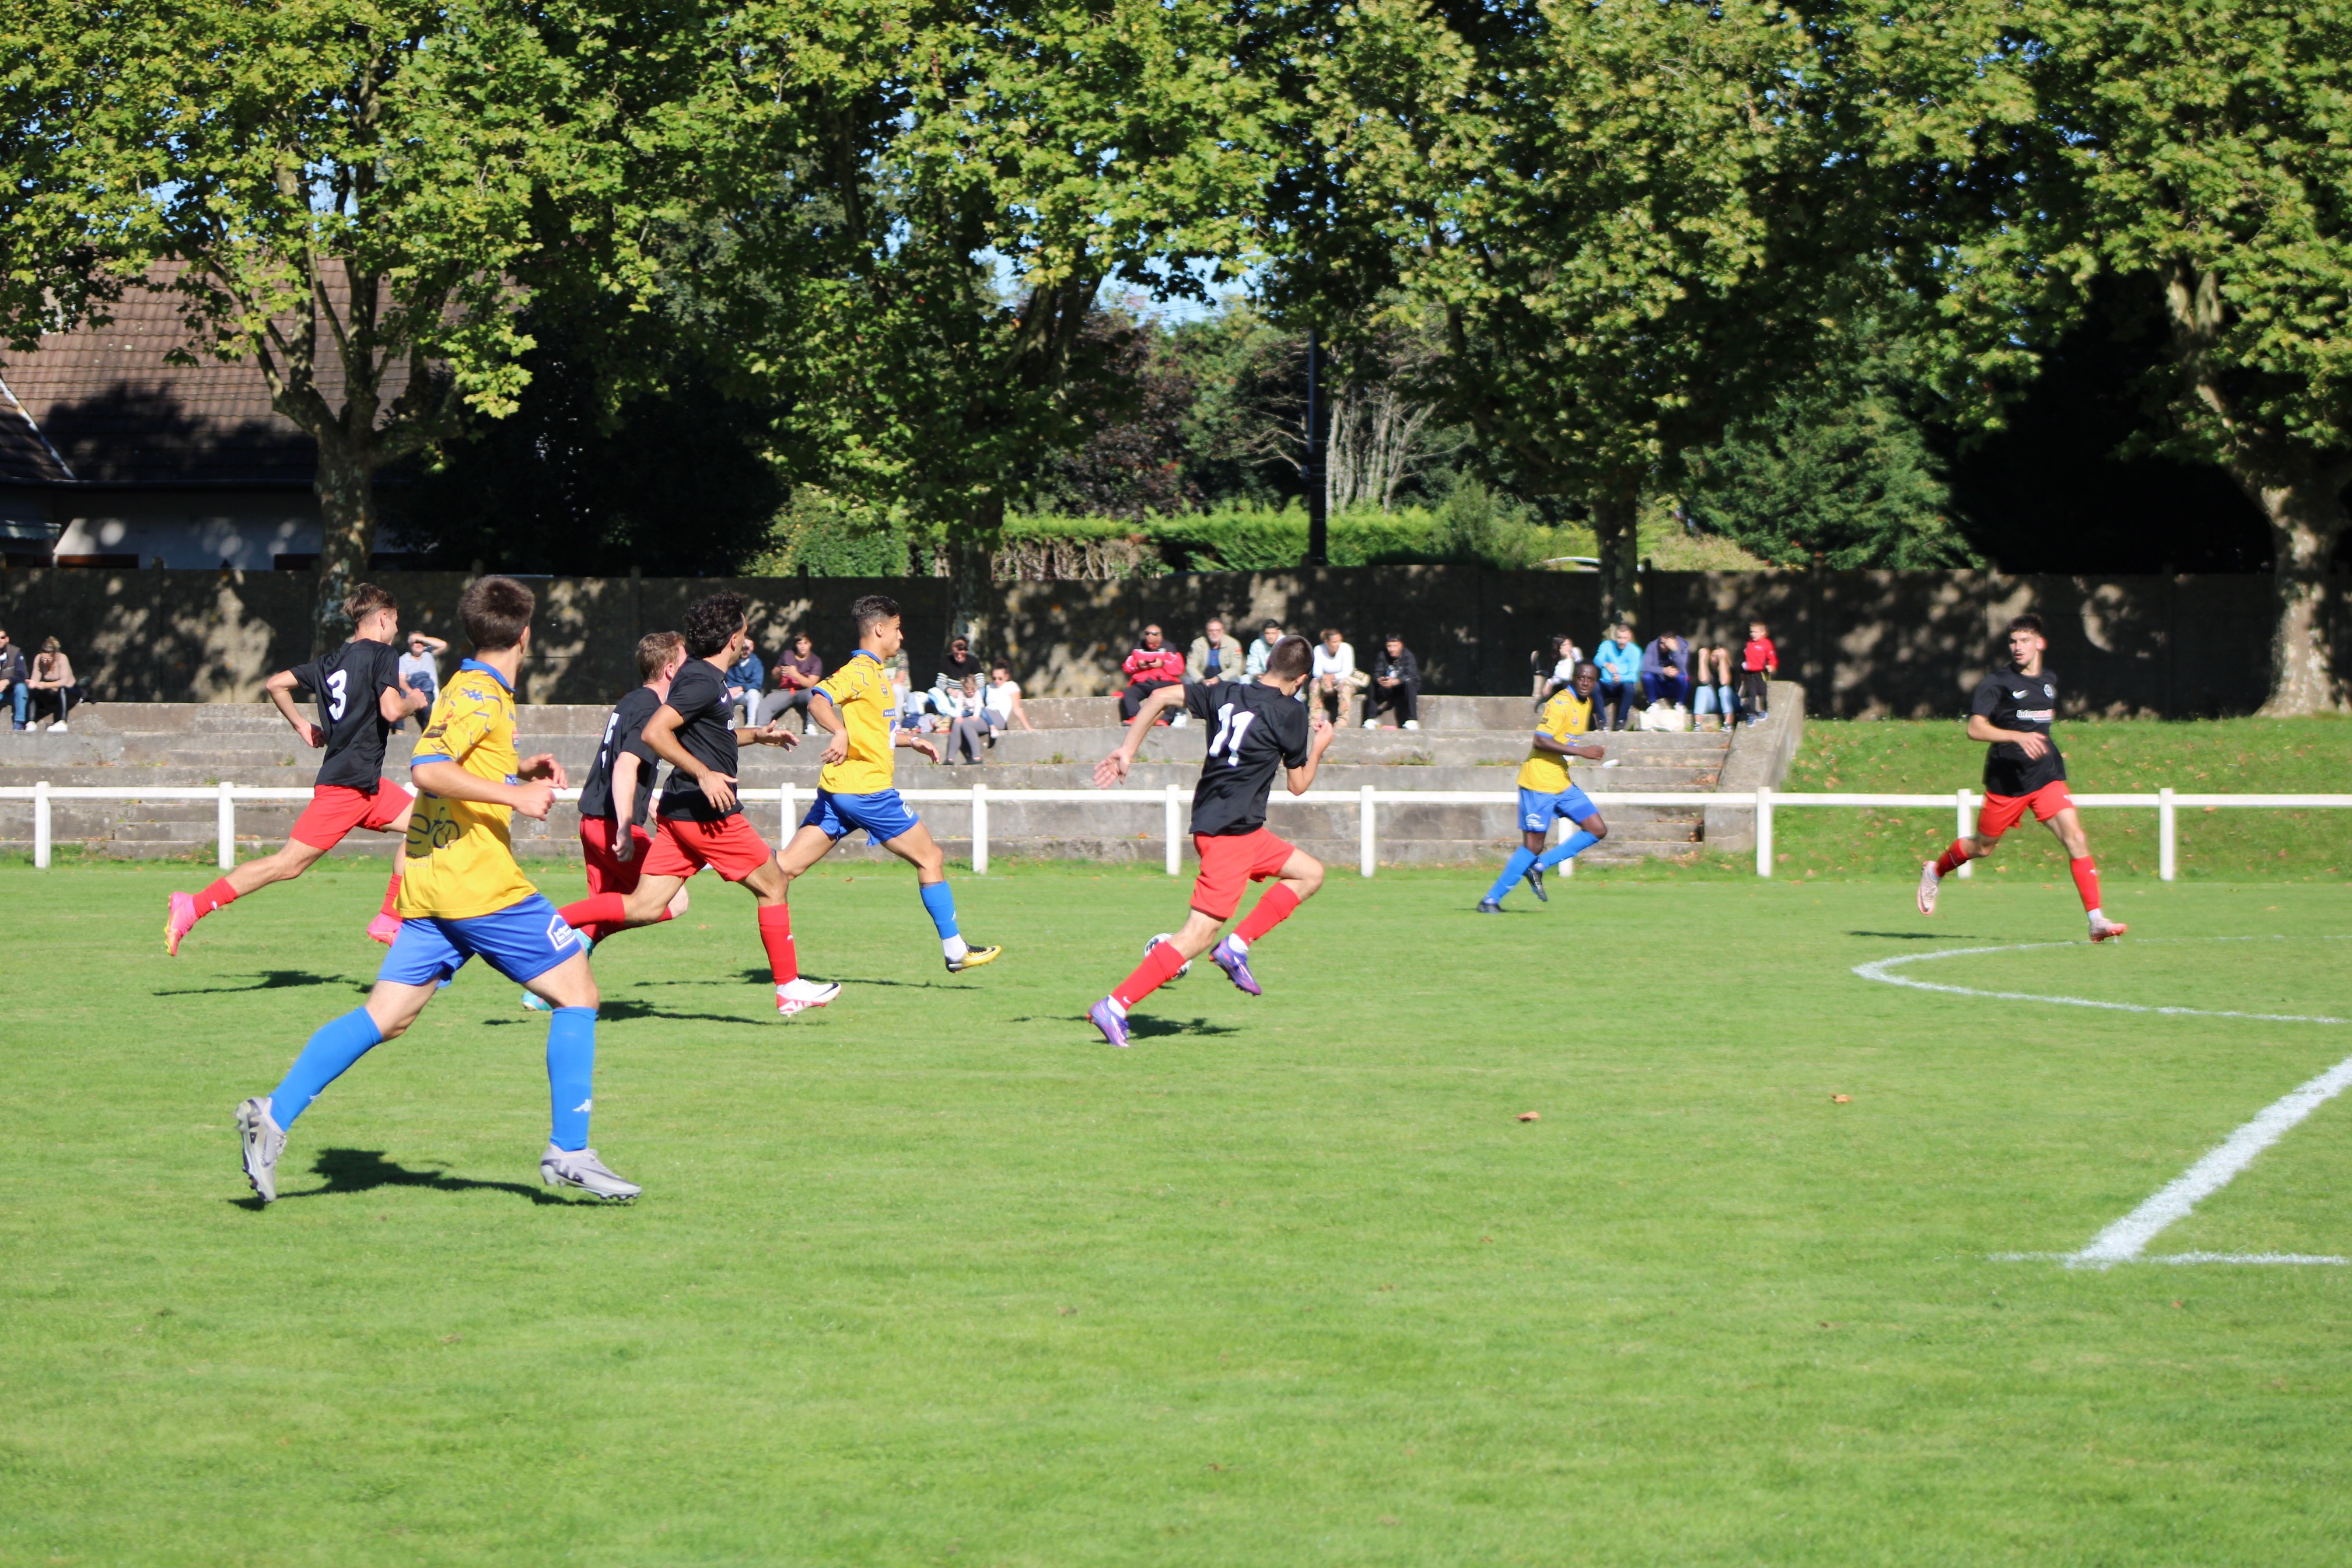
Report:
2245,462,2350,715
1590,482,1642,631
311,432,378,654
947,491,1005,656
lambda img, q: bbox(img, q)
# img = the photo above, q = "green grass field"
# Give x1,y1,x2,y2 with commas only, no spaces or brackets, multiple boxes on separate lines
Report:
5,860,2350,1566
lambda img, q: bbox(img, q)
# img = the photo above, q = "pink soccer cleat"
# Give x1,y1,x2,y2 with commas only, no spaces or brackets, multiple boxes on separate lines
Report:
164,892,199,957
365,912,402,946
2089,916,2129,943
776,978,841,1017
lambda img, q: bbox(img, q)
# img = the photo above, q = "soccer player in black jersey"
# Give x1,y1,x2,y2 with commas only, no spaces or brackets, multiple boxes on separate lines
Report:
165,583,429,955
1086,635,1336,1046
1917,613,2126,941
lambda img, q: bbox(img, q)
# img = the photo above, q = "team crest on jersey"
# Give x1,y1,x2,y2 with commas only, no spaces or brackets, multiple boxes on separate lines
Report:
2043,683,2054,697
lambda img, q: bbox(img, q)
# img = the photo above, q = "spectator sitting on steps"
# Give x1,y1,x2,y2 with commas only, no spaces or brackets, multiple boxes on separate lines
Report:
1366,634,1422,730
1692,643,1739,729
1640,629,1693,713
0,627,28,730
933,635,985,709
397,631,448,730
1534,633,1585,702
724,639,766,726
757,633,825,731
27,637,78,731
1311,628,1367,727
1592,624,1641,730
1118,625,1186,724
985,663,1035,732
944,675,995,765
1244,619,1286,682
1188,617,1244,687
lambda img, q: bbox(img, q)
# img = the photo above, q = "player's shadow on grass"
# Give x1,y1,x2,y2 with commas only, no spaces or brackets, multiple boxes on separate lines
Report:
159,969,358,996
1013,1013,1240,1040
1848,930,1976,942
234,1147,561,1208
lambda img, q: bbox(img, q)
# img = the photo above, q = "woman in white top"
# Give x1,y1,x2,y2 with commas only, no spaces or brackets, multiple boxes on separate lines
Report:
27,638,78,730
984,664,1035,732
1310,628,1364,726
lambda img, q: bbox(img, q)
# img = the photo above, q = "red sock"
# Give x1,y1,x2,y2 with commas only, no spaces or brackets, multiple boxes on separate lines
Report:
1112,939,1187,1011
2069,856,2101,914
560,892,629,936
378,872,402,921
758,901,797,984
1933,839,1972,879
195,877,239,919
1234,883,1301,946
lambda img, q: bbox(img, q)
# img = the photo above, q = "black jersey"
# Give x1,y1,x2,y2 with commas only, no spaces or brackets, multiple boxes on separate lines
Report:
1185,679,1312,836
1971,665,2067,796
654,659,742,822
290,638,405,792
578,687,664,826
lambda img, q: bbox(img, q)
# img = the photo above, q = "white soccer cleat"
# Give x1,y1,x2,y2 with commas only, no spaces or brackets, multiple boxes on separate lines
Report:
776,977,841,1017
236,1096,286,1204
2090,915,2129,943
540,1143,642,1200
1916,860,1941,916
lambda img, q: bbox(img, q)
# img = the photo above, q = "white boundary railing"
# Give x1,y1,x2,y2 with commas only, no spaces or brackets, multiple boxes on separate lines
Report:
4,783,2348,880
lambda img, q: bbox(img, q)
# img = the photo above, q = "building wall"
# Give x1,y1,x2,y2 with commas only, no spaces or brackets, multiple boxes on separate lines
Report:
0,564,2336,716
49,489,323,568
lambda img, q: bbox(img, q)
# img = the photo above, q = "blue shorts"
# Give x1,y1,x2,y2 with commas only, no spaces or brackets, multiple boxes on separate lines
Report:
1518,785,1598,833
803,787,921,846
378,894,583,988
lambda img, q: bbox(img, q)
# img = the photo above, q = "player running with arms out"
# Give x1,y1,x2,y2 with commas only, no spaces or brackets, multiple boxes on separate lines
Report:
564,592,834,1017
770,594,1002,975
236,576,641,1204
522,632,695,1010
1478,661,1609,912
1086,634,1335,1047
167,583,429,956
1918,612,2127,942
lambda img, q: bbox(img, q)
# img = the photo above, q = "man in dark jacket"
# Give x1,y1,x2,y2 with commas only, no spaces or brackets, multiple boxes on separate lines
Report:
1365,634,1422,729
0,627,26,730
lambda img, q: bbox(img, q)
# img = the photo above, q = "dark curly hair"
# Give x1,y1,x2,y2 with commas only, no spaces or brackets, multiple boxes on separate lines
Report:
682,591,748,659
850,593,901,638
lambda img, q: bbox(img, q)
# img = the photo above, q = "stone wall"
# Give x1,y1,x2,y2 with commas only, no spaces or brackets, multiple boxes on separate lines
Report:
0,564,2334,716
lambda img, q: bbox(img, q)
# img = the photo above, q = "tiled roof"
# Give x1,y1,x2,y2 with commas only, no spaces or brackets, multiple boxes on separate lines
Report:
0,263,412,488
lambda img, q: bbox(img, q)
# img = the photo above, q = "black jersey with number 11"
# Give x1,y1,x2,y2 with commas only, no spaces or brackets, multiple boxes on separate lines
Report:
1184,680,1312,836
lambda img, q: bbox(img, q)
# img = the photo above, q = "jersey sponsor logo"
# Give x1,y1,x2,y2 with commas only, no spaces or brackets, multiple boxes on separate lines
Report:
2016,708,2054,722
547,915,580,951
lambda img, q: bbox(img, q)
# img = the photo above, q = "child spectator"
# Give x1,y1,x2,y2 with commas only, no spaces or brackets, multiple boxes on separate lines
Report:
944,676,995,764
1741,620,1777,723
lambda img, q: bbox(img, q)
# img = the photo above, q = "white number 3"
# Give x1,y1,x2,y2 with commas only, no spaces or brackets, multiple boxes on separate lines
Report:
325,669,348,722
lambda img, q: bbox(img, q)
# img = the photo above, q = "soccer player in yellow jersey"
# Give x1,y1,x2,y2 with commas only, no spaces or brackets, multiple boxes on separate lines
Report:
234,578,641,1204
1478,660,1610,912
772,593,1002,974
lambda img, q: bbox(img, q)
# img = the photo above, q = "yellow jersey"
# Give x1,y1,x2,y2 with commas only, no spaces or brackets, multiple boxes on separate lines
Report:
397,660,538,919
815,650,898,794
1517,690,1595,793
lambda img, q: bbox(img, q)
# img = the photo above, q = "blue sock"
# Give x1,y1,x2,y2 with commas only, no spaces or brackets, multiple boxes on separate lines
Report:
546,1007,597,1153
1483,848,1538,905
270,1008,384,1127
918,880,959,940
1537,831,1600,870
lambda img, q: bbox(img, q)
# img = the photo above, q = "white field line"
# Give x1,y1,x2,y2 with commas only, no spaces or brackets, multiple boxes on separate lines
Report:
1854,939,2352,1268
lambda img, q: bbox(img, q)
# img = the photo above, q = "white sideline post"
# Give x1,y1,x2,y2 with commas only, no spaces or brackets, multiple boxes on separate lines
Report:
972,782,988,875
33,779,50,869
216,780,235,870
2159,786,2176,883
1550,813,1573,877
1955,788,1974,878
779,783,794,846
1165,783,1181,876
1359,785,1376,878
1755,786,1772,878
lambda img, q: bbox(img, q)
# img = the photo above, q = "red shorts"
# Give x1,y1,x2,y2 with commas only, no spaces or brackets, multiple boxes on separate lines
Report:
1190,828,1296,921
641,813,772,882
580,816,653,897
1978,780,2074,838
290,782,412,850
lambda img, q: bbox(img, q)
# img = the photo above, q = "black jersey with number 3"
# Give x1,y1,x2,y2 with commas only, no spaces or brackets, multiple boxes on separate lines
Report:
578,686,664,825
290,638,405,791
655,659,743,823
1184,680,1311,836
1971,666,2067,796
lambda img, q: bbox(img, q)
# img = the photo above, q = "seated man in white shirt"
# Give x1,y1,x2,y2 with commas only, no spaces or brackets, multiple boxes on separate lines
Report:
1310,628,1367,727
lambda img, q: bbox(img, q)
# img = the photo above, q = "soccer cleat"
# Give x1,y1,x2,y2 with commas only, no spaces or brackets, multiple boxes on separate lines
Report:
945,944,1002,974
365,912,402,946
1528,867,1548,904
776,977,842,1017
1916,860,1941,916
1476,898,1502,914
1088,997,1130,1048
164,891,198,956
540,1143,642,1201
1209,935,1262,996
236,1097,286,1204
2090,916,2129,943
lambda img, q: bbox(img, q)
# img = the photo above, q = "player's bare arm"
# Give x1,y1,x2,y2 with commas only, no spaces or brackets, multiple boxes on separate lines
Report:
516,752,568,788
740,723,802,750
1531,733,1606,762
263,668,326,747
409,760,559,821
645,702,737,814
1095,681,1186,787
1284,714,1335,795
808,691,851,767
608,751,642,862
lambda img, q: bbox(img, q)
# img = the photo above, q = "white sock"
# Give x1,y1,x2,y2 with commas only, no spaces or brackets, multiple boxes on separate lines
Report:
943,934,970,961
2088,908,2104,923
1105,996,1127,1017
1227,933,1249,954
